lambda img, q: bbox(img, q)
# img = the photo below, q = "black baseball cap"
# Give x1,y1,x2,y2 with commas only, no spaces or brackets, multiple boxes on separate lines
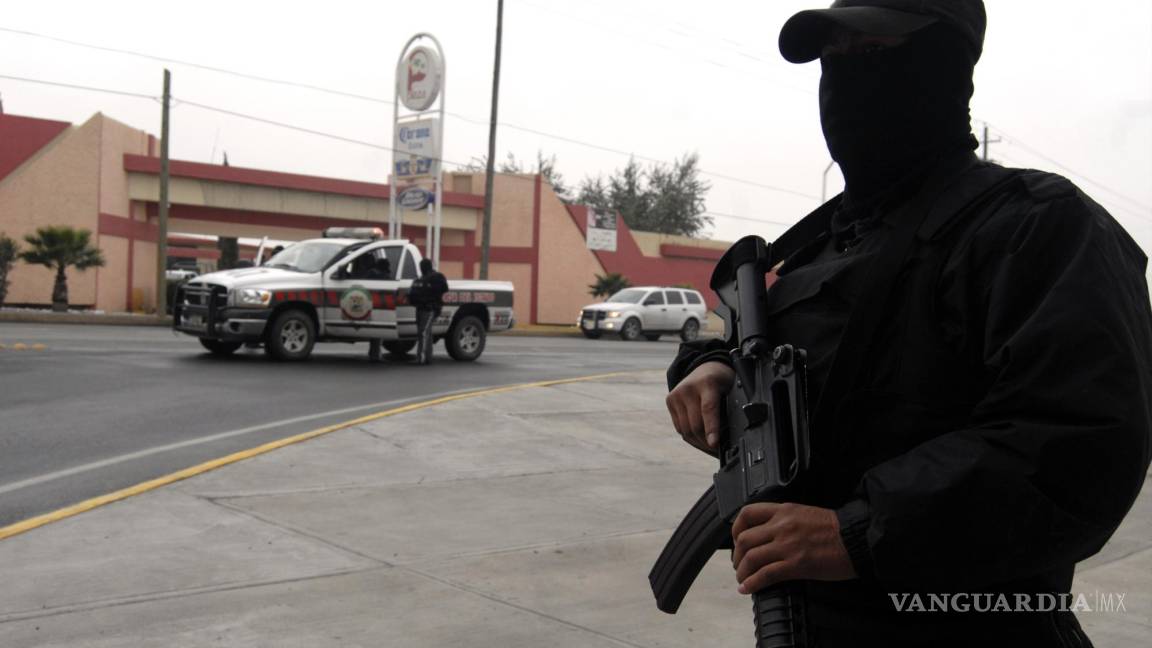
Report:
778,0,986,63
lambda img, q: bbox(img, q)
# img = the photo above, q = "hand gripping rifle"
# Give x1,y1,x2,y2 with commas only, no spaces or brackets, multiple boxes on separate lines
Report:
649,235,812,648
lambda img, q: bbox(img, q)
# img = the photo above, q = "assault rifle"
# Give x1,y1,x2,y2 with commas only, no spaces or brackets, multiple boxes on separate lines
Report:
649,235,812,648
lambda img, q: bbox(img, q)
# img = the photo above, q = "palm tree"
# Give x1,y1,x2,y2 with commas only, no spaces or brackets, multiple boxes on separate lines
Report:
588,272,630,299
0,233,19,307
20,226,105,312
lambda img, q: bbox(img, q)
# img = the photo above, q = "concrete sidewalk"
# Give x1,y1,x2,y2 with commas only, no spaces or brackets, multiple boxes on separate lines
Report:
0,372,1147,647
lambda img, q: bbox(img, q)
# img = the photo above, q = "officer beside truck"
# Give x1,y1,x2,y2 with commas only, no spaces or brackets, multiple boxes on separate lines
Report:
407,258,449,365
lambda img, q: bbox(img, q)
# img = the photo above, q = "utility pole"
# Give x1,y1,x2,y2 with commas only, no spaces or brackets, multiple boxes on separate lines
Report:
156,69,171,316
479,0,504,280
821,160,836,203
981,123,1001,162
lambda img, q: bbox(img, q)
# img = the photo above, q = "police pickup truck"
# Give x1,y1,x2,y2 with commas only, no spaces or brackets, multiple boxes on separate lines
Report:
173,228,515,362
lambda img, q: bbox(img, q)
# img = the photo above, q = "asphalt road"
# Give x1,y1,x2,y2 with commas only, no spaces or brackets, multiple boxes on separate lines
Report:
0,323,680,527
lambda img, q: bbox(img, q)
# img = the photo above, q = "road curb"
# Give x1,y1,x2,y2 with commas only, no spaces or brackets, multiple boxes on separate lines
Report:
0,311,172,326
499,326,583,338
0,370,642,542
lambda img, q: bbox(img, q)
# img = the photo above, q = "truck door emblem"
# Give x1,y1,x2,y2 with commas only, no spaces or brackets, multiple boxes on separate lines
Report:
340,286,373,320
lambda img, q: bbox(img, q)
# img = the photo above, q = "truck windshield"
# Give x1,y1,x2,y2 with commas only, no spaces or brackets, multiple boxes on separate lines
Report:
606,289,646,304
264,241,352,273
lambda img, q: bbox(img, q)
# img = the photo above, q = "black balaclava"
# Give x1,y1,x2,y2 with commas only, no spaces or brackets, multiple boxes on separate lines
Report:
819,24,979,209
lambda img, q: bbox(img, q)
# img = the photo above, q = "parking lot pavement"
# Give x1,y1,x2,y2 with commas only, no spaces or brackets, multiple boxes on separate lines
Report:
0,370,1147,647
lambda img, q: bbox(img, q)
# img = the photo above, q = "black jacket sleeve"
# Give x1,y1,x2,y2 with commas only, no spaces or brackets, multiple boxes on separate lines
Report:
432,272,449,299
666,335,734,391
836,186,1152,589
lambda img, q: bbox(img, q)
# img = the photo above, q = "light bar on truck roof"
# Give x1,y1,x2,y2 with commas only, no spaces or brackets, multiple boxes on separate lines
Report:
322,227,385,239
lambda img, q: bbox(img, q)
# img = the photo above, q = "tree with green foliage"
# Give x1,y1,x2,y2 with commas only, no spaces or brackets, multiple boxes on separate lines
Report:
466,150,573,202
588,272,631,299
577,153,712,237
0,233,20,307
19,226,105,312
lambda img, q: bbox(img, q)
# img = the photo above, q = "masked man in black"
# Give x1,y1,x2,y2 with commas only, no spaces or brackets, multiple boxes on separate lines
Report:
664,1,1152,645
408,258,449,365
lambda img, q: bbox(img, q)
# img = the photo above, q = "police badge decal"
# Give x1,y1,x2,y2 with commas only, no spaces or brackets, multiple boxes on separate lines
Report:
340,286,373,321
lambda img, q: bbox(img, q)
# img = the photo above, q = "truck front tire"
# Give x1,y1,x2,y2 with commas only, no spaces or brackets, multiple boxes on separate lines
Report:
265,309,316,361
620,317,642,342
446,315,486,362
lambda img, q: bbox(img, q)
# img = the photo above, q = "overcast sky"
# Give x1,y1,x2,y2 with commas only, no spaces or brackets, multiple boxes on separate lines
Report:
3,0,1150,253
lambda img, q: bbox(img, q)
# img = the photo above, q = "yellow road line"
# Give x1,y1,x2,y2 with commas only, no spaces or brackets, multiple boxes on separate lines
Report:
0,371,639,542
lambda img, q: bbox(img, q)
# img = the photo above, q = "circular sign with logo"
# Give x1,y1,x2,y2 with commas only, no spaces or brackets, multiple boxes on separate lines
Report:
399,46,443,112
339,286,373,321
398,186,434,211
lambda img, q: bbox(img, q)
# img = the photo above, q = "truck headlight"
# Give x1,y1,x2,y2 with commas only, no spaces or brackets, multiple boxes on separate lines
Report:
231,288,272,307
607,311,621,318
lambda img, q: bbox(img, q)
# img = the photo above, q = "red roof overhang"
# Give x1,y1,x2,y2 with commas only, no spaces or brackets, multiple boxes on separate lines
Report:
0,114,71,182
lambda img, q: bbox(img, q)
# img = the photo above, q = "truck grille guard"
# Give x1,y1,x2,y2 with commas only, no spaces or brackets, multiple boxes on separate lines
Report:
173,282,228,334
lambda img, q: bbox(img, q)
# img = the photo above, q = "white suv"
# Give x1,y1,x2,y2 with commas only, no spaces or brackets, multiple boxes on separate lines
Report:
579,286,708,342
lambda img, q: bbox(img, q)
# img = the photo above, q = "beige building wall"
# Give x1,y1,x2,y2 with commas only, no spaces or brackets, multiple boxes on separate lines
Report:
97,115,153,311
630,230,730,257
127,175,477,233
438,260,464,279
98,116,151,216
132,240,157,312
536,182,606,325
168,218,318,244
488,262,532,326
96,236,128,313
487,173,535,248
0,115,102,307
440,229,465,246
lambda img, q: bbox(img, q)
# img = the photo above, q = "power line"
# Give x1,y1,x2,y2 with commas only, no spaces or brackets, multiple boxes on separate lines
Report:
0,26,384,105
990,150,1152,226
514,0,813,97
0,73,156,101
447,111,819,200
704,211,795,228
7,22,1148,218
173,99,806,229
1,25,819,202
981,120,1152,214
20,72,1145,235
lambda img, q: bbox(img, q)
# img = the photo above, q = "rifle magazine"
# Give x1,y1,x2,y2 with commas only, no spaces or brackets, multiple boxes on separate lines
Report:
649,485,730,614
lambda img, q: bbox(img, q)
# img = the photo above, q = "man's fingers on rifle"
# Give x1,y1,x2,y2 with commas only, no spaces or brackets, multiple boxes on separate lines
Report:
665,393,684,436
732,502,783,540
699,391,721,448
737,560,795,596
668,385,706,451
683,391,707,448
733,537,787,583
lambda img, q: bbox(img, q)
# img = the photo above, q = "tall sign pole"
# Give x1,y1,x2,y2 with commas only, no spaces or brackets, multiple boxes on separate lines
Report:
479,0,504,280
392,35,446,266
156,69,171,316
